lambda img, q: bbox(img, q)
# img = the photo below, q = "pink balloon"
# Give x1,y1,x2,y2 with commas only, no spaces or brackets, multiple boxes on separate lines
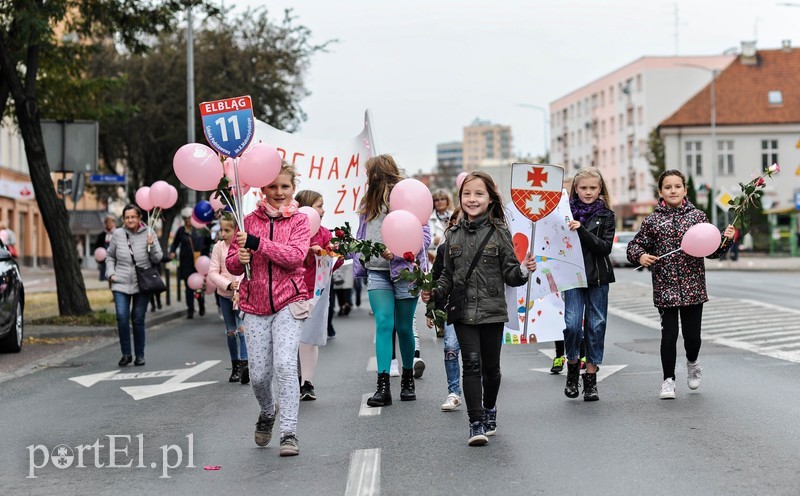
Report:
456,171,469,189
187,272,205,290
190,215,207,229
389,179,434,225
210,194,226,211
297,206,321,238
194,255,211,276
149,180,171,208
237,143,282,188
381,210,424,257
204,278,218,295
135,186,154,211
94,247,107,262
162,185,179,209
680,223,722,258
173,143,224,191
0,231,8,244
224,158,236,181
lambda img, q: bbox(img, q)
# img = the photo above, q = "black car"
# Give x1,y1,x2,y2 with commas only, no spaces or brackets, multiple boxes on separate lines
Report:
0,239,23,353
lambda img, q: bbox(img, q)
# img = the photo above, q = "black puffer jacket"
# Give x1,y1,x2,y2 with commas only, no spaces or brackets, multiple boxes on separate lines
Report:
575,209,616,286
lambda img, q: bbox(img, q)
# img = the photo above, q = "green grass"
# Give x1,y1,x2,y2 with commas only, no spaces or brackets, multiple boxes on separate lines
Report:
29,308,118,327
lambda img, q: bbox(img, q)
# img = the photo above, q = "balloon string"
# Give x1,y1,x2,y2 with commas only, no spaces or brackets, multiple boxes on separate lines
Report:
633,247,680,270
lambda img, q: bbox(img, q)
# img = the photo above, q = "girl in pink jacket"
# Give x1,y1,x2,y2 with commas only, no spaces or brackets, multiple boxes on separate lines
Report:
208,213,248,384
295,190,344,403
227,163,310,457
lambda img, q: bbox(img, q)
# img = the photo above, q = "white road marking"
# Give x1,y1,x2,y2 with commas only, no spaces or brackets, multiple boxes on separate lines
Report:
359,393,381,417
345,448,381,496
366,356,377,372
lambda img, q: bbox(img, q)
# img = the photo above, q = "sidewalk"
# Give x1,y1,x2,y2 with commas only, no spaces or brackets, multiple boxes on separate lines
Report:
704,253,800,271
22,265,188,339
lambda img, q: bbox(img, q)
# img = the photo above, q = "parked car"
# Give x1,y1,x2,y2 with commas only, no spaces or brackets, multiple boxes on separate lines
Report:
610,231,637,267
0,239,24,353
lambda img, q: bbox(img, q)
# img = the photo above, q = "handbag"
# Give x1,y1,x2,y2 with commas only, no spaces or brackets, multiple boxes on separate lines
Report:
127,233,166,294
445,226,496,325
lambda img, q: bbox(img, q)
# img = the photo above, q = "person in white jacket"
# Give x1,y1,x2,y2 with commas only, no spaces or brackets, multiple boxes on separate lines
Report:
207,213,248,384
105,204,163,367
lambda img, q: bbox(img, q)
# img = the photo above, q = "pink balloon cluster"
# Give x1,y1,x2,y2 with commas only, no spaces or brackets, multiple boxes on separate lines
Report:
135,181,178,211
94,247,106,263
380,178,433,257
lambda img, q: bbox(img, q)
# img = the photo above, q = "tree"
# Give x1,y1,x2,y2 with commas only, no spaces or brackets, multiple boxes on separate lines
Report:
0,1,217,315
86,7,330,248
686,174,698,206
644,128,665,200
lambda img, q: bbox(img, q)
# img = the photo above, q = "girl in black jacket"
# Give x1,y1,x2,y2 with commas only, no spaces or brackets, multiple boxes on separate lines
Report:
563,167,615,402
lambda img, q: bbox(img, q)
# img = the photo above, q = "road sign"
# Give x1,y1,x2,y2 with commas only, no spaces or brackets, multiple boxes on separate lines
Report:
199,96,255,158
89,174,126,184
69,360,219,400
715,190,734,211
795,191,800,210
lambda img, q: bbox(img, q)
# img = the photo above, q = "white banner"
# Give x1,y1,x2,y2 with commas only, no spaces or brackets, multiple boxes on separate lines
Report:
301,254,337,346
243,111,375,230
0,178,35,200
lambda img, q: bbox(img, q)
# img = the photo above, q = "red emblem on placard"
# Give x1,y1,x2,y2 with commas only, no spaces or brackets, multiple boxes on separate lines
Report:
510,163,564,222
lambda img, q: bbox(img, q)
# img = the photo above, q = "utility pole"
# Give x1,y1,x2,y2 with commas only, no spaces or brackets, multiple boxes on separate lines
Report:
186,2,196,206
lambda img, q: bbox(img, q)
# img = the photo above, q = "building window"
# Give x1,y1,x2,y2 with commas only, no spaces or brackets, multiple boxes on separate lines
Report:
637,107,643,125
610,116,615,134
768,90,783,105
618,113,623,131
611,147,616,166
601,91,605,107
717,140,734,175
636,74,642,92
761,139,778,170
609,86,614,102
686,141,702,176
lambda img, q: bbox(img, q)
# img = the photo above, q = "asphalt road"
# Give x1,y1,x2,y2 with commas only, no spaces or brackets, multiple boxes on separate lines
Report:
1,278,799,495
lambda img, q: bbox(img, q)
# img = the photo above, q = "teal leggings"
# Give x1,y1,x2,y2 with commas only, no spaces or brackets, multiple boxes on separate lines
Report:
369,289,418,374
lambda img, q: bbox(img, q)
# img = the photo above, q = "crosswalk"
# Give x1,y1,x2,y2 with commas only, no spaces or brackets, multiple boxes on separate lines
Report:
608,282,800,364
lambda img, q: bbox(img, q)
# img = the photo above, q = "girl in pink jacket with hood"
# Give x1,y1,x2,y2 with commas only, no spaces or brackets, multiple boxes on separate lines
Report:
227,163,310,457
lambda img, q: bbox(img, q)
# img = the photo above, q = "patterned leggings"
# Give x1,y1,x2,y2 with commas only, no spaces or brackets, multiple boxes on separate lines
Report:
243,307,302,437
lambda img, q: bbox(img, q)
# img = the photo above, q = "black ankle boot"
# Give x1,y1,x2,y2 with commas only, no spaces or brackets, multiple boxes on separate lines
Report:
367,373,392,407
583,372,599,401
239,360,250,385
229,360,241,382
400,368,416,401
565,361,580,398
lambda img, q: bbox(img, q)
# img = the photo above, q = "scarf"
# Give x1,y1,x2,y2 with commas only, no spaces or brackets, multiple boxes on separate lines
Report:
435,209,451,223
569,196,607,224
257,198,299,218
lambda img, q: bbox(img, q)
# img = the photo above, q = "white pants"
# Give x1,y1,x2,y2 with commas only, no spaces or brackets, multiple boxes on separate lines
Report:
243,307,302,437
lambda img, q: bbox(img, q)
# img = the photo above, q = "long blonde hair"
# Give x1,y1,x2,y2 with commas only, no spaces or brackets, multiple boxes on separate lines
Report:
359,154,404,221
569,167,612,209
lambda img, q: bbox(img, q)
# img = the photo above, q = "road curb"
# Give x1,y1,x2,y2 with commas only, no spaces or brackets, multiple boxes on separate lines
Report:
26,308,186,339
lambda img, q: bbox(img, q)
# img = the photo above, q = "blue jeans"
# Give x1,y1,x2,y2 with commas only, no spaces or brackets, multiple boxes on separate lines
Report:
563,285,609,365
219,296,247,361
113,291,149,358
443,323,461,396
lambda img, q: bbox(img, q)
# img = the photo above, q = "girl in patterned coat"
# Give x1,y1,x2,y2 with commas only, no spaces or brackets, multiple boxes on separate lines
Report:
227,163,310,456
626,169,734,400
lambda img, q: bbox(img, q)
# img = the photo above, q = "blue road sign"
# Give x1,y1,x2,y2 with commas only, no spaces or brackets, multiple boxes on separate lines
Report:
89,174,126,184
199,96,255,158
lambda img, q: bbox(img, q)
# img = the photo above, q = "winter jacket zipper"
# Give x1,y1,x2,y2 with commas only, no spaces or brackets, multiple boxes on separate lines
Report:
268,217,276,314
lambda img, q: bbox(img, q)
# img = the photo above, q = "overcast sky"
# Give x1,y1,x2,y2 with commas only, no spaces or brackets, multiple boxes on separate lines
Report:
231,0,798,173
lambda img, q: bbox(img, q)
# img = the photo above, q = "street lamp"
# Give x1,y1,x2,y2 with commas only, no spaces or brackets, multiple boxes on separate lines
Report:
185,1,197,205
517,103,549,161
679,64,719,228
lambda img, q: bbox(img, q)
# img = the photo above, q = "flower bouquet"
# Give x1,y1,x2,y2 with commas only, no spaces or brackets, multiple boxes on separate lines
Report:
727,163,780,234
330,222,386,264
397,253,447,328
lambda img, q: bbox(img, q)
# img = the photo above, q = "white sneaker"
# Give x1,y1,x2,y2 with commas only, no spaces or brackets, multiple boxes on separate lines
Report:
441,393,462,411
413,357,425,378
687,361,703,390
659,378,676,399
389,359,400,377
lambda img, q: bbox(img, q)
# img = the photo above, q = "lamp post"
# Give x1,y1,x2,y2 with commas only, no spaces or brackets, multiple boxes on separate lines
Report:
186,1,197,205
679,64,719,227
517,103,549,162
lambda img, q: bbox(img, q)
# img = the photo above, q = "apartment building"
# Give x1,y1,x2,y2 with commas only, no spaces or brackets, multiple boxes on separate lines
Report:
435,140,464,189
550,54,734,227
462,119,512,171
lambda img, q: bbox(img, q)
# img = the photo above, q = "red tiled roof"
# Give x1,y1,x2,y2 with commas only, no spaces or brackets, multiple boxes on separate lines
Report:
660,48,800,127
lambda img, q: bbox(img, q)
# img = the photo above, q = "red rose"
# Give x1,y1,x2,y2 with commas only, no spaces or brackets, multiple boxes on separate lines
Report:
335,229,345,238
755,177,765,187
403,251,415,263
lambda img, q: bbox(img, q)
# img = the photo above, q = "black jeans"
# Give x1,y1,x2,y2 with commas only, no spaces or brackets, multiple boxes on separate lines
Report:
658,304,703,380
454,321,504,423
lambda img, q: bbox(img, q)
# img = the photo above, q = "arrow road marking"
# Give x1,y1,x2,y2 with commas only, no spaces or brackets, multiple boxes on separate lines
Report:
534,349,627,382
69,360,220,400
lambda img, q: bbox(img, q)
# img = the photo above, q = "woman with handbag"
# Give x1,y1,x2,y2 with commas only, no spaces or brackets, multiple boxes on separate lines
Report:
422,172,536,446
105,204,164,367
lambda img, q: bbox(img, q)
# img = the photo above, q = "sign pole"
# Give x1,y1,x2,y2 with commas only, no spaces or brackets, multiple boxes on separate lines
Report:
231,157,250,280
522,221,536,339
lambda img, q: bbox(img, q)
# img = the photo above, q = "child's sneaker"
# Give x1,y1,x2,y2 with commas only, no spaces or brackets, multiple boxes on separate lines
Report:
483,407,497,436
659,378,676,400
441,393,462,411
468,421,488,446
550,356,565,374
300,381,316,401
279,434,299,456
413,357,426,378
254,412,276,446
687,361,703,390
580,356,587,370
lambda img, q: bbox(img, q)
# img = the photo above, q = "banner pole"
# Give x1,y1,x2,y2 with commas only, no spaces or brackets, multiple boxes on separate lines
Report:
522,221,536,339
232,156,251,280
